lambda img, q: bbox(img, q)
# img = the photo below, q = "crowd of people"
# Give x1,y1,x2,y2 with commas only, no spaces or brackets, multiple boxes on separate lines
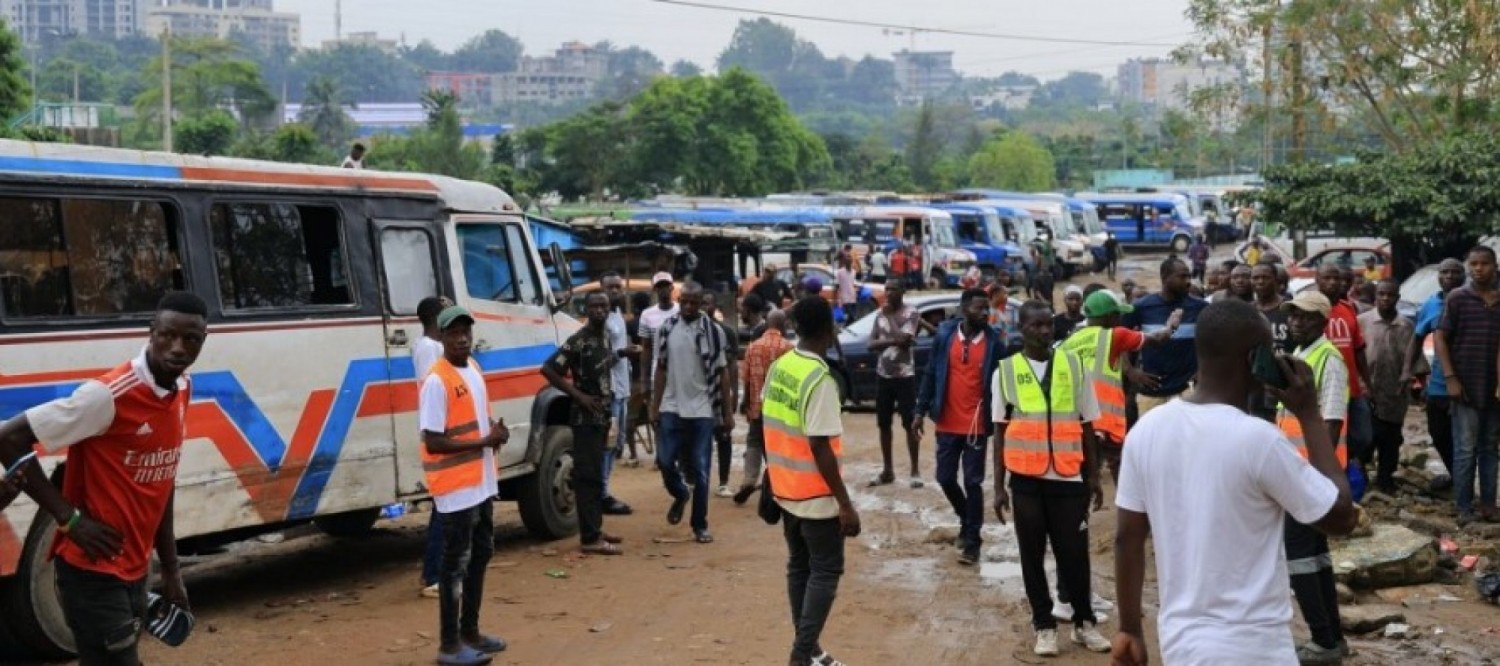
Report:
0,235,1496,665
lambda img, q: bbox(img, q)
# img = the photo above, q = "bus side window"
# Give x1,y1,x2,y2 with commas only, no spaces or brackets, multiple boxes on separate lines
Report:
378,228,439,315
210,203,353,310
503,223,543,305
456,222,540,305
0,196,181,319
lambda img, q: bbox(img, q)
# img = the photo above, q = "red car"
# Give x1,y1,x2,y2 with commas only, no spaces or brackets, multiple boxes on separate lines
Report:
1287,244,1392,280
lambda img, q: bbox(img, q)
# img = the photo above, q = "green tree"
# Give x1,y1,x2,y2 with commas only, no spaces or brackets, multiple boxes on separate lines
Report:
297,76,357,150
595,43,663,99
968,132,1057,191
36,58,106,102
670,60,702,77
905,101,941,189
132,37,275,148
1034,71,1107,109
450,30,524,73
288,44,424,104
175,110,238,155
400,39,451,71
0,18,31,120
365,90,487,179
716,18,830,111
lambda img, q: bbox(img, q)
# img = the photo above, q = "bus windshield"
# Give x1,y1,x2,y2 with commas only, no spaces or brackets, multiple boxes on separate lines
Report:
983,213,1005,245
1081,208,1103,235
953,213,985,244
931,219,958,248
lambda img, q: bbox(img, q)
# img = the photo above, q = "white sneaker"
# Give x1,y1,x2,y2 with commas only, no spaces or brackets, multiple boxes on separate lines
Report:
1091,592,1115,613
1052,600,1109,624
1072,622,1112,653
715,484,733,498
419,583,439,599
1033,628,1060,656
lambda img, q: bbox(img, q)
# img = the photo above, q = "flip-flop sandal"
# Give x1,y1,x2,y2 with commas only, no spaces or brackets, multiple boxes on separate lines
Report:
867,473,895,487
580,542,622,556
694,530,714,544
464,634,508,654
437,645,493,665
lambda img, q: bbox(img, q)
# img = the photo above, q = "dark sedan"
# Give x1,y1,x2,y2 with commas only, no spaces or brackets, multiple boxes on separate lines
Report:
829,294,961,405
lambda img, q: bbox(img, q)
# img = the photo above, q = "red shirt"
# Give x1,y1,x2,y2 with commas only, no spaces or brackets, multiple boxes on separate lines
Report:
1325,300,1366,398
38,359,189,581
1106,327,1146,370
890,251,908,274
936,329,989,436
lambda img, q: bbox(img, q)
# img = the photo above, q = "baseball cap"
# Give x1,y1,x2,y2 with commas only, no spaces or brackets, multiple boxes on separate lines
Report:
1083,290,1133,318
437,305,474,330
802,276,824,293
1281,291,1331,317
652,271,673,286
145,592,195,647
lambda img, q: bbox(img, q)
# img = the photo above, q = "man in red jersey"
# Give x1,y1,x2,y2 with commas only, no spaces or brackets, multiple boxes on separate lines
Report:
0,291,208,665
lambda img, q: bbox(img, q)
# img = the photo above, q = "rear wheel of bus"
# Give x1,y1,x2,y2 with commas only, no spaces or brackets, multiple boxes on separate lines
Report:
2,508,74,659
517,426,578,539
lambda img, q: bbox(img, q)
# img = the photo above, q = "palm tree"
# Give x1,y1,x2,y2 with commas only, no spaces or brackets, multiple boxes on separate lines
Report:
298,77,356,150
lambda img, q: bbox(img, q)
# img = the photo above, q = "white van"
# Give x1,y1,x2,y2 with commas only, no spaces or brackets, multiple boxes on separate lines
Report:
0,140,583,658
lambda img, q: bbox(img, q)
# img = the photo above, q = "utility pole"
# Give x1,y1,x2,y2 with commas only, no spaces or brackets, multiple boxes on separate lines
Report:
335,0,343,42
162,26,172,152
1289,28,1309,260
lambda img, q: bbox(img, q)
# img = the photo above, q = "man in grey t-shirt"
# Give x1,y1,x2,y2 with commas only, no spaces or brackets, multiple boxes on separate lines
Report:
868,282,924,488
650,282,733,544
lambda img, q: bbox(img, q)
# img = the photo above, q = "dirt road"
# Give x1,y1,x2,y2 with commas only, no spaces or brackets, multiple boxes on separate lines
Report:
128,258,1499,666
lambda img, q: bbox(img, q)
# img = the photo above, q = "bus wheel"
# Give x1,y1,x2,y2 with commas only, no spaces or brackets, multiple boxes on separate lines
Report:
0,509,75,660
313,508,381,538
1171,235,1190,253
518,426,579,540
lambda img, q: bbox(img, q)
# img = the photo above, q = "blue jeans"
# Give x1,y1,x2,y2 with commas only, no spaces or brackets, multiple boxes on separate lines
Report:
657,412,715,531
935,432,988,547
1452,402,1500,515
606,397,629,496
421,510,444,586
1345,396,1373,462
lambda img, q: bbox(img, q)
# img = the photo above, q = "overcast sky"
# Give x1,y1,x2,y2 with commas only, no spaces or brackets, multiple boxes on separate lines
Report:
278,0,1197,80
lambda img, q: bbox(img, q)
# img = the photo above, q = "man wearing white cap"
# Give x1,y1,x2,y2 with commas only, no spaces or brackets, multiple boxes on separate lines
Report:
637,272,680,403
1280,291,1350,663
1053,285,1087,341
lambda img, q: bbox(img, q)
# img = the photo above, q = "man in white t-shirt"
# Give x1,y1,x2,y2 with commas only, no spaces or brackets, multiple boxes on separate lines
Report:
419,306,510,665
414,296,451,599
1112,299,1357,666
637,271,679,394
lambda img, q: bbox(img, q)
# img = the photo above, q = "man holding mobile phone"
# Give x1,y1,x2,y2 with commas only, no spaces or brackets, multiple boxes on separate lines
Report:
1280,291,1352,663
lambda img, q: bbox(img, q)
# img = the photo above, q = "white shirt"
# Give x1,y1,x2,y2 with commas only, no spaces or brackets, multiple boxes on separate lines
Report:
1116,400,1339,665
870,252,887,276
27,347,186,453
412,336,443,382
341,156,363,169
769,350,844,520
991,353,1101,482
638,303,679,385
418,362,498,513
606,310,631,398
1295,336,1349,423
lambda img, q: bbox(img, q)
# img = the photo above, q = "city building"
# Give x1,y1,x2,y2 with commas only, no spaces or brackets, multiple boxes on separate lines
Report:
321,30,397,53
969,85,1036,112
145,0,300,51
491,41,608,105
425,71,493,107
892,50,959,104
1,0,143,43
281,102,510,145
1116,56,1243,115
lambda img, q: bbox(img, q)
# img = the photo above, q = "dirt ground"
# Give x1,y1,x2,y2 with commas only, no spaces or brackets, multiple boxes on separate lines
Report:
119,254,1500,666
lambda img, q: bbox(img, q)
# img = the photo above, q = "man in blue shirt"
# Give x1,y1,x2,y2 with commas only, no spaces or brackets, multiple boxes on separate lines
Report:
1411,258,1466,487
1121,257,1205,417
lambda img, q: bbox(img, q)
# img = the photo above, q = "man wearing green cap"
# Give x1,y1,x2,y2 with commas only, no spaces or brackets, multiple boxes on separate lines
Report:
420,305,510,665
1062,291,1181,481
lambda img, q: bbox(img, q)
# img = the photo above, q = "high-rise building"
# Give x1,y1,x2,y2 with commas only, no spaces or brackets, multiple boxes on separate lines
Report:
1117,57,1243,114
1,0,143,43
892,50,959,104
145,0,300,51
491,41,609,106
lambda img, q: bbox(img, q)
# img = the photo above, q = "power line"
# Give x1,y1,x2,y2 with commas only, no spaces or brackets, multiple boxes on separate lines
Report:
648,0,1183,48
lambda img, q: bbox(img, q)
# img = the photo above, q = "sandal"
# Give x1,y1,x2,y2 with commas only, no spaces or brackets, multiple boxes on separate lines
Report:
600,532,624,545
694,530,714,544
581,541,623,555
867,472,895,487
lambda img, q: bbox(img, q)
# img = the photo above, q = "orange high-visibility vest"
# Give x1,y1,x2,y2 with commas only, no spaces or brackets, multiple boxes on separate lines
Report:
423,358,491,497
762,350,844,515
1277,339,1348,468
998,350,1087,478
1062,325,1126,443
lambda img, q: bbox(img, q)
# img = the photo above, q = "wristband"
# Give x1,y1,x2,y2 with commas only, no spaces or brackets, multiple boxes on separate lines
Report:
59,508,81,533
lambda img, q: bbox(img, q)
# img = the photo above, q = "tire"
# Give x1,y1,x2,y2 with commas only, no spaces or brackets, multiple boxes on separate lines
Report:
0,509,74,660
1170,234,1190,253
313,508,381,538
517,426,578,540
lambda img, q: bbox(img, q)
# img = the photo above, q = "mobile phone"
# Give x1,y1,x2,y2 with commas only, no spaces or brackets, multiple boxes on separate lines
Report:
1251,343,1289,391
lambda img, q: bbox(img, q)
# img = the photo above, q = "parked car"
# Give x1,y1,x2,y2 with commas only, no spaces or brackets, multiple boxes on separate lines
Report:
1287,244,1392,280
1398,263,1442,320
827,294,961,405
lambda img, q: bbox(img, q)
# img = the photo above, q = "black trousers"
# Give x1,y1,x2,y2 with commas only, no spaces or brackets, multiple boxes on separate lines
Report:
1362,417,1403,489
715,425,733,486
1011,476,1096,630
56,559,147,666
1285,516,1342,649
1428,396,1456,475
784,513,845,662
572,423,608,545
438,498,495,649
